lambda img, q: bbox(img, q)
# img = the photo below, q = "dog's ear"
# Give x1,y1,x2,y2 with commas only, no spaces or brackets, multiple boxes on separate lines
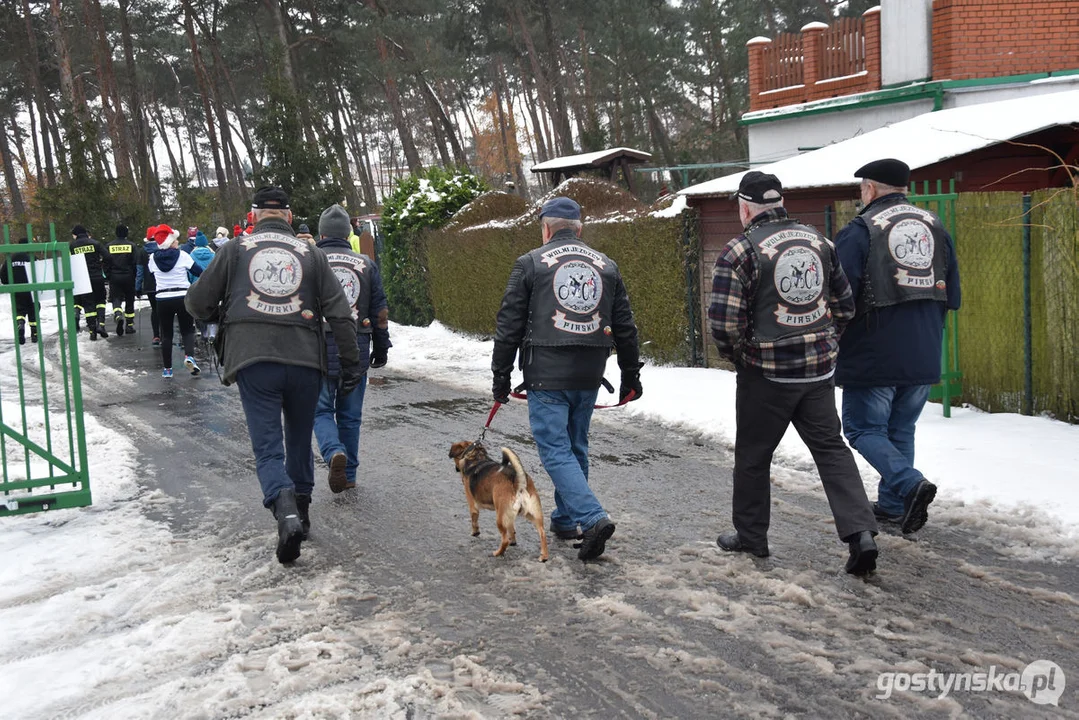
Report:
449,441,467,459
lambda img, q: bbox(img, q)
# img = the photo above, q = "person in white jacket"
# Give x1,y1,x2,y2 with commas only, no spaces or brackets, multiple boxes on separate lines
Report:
213,226,230,249
148,224,203,378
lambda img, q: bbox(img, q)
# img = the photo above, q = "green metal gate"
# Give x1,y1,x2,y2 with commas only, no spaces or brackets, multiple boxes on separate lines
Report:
909,180,961,418
0,223,91,515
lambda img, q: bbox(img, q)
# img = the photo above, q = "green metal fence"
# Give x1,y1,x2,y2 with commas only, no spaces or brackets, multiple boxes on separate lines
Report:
0,223,91,516
909,180,961,418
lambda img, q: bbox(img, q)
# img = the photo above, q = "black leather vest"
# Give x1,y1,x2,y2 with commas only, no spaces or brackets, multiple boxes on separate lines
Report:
861,196,949,311
526,238,618,348
325,249,375,334
745,218,834,342
225,230,321,330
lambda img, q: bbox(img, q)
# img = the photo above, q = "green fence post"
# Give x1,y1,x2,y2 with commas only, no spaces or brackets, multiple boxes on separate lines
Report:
1022,194,1033,416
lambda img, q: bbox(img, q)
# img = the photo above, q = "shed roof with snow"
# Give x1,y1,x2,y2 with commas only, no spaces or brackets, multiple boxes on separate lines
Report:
681,89,1079,198
531,147,653,192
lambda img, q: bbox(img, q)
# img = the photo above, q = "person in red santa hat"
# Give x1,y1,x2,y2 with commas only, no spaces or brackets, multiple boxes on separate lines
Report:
147,224,203,378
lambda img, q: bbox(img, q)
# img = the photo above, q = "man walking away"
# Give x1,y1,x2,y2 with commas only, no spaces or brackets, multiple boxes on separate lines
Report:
70,225,110,340
710,171,879,575
835,159,961,535
492,196,643,561
107,225,139,336
186,187,363,564
312,204,391,493
0,236,37,344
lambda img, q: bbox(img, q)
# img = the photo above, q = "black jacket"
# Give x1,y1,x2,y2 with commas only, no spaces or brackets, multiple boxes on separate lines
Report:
71,233,109,280
493,228,640,390
106,236,139,282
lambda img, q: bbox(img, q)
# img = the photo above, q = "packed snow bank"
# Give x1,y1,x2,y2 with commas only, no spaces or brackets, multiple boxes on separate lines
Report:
390,321,1079,536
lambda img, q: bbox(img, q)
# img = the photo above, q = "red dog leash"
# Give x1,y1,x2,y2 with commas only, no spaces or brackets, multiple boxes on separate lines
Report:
478,384,636,446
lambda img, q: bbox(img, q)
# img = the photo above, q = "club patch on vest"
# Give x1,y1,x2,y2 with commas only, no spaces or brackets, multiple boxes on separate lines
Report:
871,204,938,229
539,244,607,269
757,229,822,259
774,246,824,307
552,311,602,334
247,246,303,315
553,260,602,315
888,218,936,287
333,266,362,308
775,298,829,327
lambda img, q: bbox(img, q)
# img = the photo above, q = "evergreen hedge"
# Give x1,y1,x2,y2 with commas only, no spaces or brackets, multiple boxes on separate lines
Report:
426,213,695,365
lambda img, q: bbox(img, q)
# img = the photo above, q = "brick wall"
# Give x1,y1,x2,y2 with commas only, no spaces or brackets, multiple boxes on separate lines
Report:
932,0,1079,80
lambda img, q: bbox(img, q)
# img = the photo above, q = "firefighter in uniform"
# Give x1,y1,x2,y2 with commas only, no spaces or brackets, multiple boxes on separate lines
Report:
107,224,139,336
311,204,391,493
836,159,961,535
710,171,879,575
492,196,642,561
186,187,363,565
0,236,37,344
70,225,110,340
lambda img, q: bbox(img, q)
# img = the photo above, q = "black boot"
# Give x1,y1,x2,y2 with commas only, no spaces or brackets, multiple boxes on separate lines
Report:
296,493,311,540
29,322,37,343
845,530,878,575
17,317,26,345
96,311,109,338
87,316,98,341
272,487,304,563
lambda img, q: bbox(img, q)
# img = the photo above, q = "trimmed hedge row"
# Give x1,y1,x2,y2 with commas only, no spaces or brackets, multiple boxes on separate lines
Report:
426,214,695,365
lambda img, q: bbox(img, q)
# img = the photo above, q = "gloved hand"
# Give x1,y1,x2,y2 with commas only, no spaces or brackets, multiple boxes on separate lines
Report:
370,348,387,368
493,373,511,404
619,362,644,403
339,362,365,396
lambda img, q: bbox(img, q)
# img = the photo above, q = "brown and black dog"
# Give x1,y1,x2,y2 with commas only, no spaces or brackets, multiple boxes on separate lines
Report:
448,441,549,562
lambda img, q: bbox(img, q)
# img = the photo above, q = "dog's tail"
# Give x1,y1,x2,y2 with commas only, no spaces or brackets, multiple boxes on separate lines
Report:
501,447,526,492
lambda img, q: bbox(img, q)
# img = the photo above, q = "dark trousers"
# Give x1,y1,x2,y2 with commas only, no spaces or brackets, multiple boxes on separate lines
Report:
110,277,136,323
733,370,877,548
235,362,322,507
147,292,160,338
15,292,36,340
75,279,107,329
156,295,195,369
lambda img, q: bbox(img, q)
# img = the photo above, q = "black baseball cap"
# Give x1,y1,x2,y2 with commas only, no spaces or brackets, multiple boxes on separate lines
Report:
736,171,783,203
251,186,290,210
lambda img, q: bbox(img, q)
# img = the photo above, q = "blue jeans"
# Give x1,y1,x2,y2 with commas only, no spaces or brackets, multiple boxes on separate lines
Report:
313,374,368,484
527,389,608,532
236,362,323,507
842,385,931,515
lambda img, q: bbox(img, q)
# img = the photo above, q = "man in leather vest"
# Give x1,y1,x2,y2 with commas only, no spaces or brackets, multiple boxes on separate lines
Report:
836,159,961,535
106,224,139,336
70,225,110,340
710,171,879,575
186,187,364,564
312,204,391,494
492,196,642,561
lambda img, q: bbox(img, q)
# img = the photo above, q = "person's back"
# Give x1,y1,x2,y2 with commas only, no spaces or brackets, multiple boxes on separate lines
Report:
185,186,363,565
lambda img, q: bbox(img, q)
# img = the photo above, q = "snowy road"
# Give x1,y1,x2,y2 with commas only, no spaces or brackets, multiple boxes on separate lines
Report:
3,321,1078,719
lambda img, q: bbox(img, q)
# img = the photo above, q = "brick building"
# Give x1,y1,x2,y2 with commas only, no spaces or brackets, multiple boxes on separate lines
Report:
744,0,1079,164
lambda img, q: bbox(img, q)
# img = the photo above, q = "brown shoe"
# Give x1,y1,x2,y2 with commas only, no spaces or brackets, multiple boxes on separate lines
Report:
327,452,348,494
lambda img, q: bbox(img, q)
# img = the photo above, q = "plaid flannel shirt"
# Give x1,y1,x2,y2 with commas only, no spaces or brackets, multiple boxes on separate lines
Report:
709,209,855,380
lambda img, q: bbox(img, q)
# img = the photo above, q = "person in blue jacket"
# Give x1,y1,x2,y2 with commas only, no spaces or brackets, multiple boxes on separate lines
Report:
189,231,215,279
835,159,961,535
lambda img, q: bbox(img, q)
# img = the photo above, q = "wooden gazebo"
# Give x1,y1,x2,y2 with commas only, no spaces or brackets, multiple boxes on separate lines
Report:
530,147,653,192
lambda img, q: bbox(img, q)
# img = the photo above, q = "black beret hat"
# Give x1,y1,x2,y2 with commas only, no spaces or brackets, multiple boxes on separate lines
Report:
539,196,581,220
736,171,783,204
854,158,910,188
251,186,291,210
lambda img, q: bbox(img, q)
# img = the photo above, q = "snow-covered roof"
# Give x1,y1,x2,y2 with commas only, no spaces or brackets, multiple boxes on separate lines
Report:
530,147,652,173
681,89,1079,197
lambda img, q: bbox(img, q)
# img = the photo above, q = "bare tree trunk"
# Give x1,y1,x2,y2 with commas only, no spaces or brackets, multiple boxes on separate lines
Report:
0,117,27,218
42,93,68,179
262,0,297,92
81,0,136,184
27,102,43,187
181,0,228,210
48,0,100,176
118,0,158,208
21,0,55,186
540,0,574,154
151,110,182,183
415,76,469,169
517,59,548,163
365,3,423,176
497,60,528,197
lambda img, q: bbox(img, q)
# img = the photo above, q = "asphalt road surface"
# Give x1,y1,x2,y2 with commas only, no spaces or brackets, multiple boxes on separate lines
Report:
73,323,1077,719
